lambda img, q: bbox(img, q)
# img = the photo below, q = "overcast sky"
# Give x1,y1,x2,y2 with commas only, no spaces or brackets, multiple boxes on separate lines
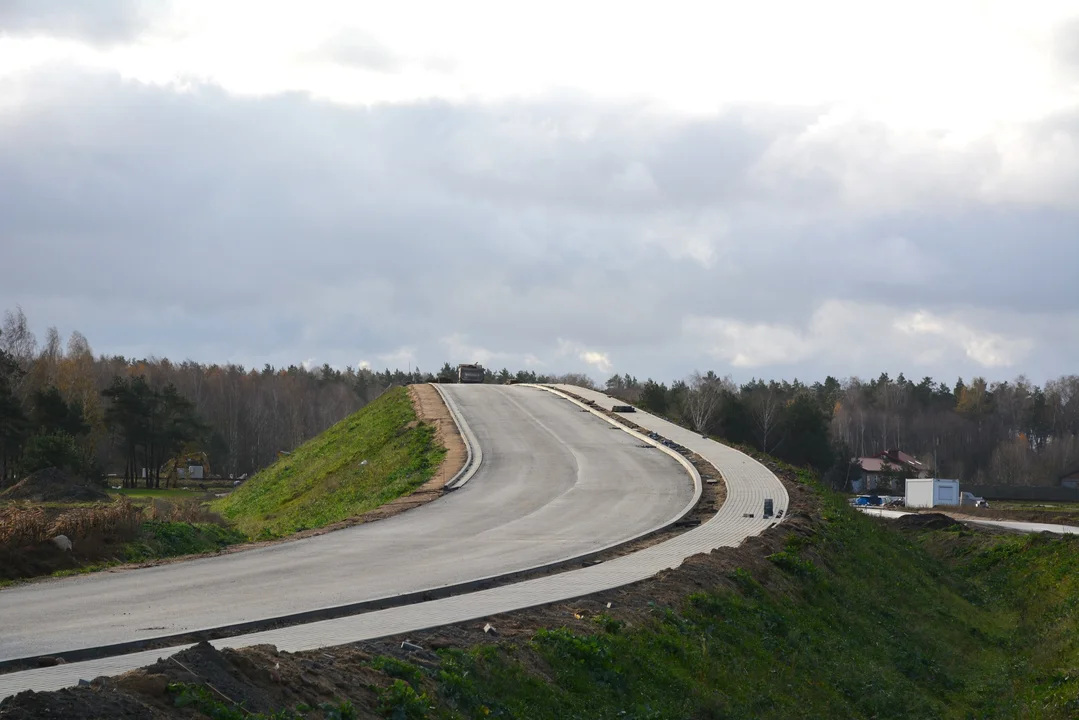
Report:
1,1,1077,385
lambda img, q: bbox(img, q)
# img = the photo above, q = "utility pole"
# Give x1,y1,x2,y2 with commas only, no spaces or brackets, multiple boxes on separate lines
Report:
934,436,940,478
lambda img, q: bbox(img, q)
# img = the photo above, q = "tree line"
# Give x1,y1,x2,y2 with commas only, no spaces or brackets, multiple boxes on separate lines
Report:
0,308,415,486
0,310,604,487
605,371,1079,489
4,305,1075,490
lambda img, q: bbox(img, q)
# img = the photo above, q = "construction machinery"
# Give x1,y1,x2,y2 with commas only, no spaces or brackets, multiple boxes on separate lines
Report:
163,450,212,485
457,363,485,383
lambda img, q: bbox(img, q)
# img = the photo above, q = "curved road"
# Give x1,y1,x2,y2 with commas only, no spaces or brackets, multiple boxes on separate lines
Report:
0,385,693,664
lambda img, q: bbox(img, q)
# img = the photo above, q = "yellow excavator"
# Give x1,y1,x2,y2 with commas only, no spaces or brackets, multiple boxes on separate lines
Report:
162,450,212,487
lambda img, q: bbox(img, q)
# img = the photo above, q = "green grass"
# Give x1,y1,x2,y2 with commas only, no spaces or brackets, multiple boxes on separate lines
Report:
124,521,246,562
213,387,445,538
918,528,1079,714
108,487,203,499
428,477,1079,719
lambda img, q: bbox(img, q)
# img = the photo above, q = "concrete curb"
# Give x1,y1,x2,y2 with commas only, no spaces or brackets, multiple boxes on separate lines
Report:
431,383,482,490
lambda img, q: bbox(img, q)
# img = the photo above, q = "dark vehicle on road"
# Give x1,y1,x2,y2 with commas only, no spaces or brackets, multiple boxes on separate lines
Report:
457,363,485,383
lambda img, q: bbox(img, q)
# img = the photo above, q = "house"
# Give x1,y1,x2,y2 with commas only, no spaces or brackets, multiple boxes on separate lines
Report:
851,449,930,493
1061,466,1079,490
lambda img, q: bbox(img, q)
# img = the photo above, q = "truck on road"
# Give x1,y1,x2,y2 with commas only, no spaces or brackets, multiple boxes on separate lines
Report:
457,363,486,383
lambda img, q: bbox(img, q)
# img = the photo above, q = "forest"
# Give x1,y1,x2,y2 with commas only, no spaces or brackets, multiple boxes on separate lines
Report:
603,370,1079,489
2,306,1076,489
0,308,402,485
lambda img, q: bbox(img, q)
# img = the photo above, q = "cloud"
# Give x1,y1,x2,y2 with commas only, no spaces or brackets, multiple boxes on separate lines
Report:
893,312,1032,369
686,301,1040,375
377,347,417,369
0,0,162,46
579,351,613,375
0,64,1076,385
1054,17,1079,77
317,31,401,73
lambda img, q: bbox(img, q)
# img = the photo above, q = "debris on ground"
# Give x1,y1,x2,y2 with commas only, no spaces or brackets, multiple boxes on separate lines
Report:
895,512,965,531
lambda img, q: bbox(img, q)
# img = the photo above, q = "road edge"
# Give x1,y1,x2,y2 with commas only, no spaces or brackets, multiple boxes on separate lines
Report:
432,383,482,490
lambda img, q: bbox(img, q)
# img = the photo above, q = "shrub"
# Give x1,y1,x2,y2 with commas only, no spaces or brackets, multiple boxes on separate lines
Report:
371,656,424,687
377,679,429,719
17,431,84,476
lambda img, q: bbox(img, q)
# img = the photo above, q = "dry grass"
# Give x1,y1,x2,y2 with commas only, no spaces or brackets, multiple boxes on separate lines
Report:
146,498,227,525
0,496,226,554
0,505,50,548
49,498,143,544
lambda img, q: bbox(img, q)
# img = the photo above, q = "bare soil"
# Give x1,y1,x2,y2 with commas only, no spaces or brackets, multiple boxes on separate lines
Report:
897,504,1079,529
895,512,965,531
948,507,1079,527
0,468,108,503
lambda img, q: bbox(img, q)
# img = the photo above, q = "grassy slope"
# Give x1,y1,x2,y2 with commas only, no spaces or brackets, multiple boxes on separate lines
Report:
921,527,1079,713
213,387,445,539
421,474,1078,720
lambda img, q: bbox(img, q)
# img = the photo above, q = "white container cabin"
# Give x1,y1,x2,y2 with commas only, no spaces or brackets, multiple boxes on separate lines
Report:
905,478,960,508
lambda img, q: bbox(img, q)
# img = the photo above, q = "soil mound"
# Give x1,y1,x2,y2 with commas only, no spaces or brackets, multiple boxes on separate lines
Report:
0,685,157,720
896,512,963,531
144,641,281,714
0,468,108,503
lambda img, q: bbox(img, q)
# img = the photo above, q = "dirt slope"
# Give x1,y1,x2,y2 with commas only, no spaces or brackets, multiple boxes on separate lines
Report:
0,468,108,503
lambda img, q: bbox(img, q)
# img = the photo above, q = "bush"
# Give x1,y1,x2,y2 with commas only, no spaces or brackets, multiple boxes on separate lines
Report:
376,679,429,719
124,521,245,562
17,431,84,477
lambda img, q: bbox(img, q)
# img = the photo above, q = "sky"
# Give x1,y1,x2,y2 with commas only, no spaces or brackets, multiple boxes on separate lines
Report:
1,1,1078,385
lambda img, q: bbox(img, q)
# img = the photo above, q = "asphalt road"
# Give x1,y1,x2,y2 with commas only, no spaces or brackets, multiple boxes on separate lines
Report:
0,384,693,663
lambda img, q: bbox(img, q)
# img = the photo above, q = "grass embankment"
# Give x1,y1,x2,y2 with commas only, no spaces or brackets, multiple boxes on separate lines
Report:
214,387,445,539
423,478,1078,718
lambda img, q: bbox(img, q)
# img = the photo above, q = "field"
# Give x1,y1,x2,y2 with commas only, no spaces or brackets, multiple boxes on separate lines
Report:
108,487,207,500
213,386,446,538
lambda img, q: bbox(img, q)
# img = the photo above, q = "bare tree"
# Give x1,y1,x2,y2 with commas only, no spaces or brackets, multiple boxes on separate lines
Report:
746,384,785,454
987,435,1033,485
683,371,730,433
0,306,37,368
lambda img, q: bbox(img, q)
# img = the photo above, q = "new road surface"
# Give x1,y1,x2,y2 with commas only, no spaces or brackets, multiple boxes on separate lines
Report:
0,385,693,664
0,384,788,698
